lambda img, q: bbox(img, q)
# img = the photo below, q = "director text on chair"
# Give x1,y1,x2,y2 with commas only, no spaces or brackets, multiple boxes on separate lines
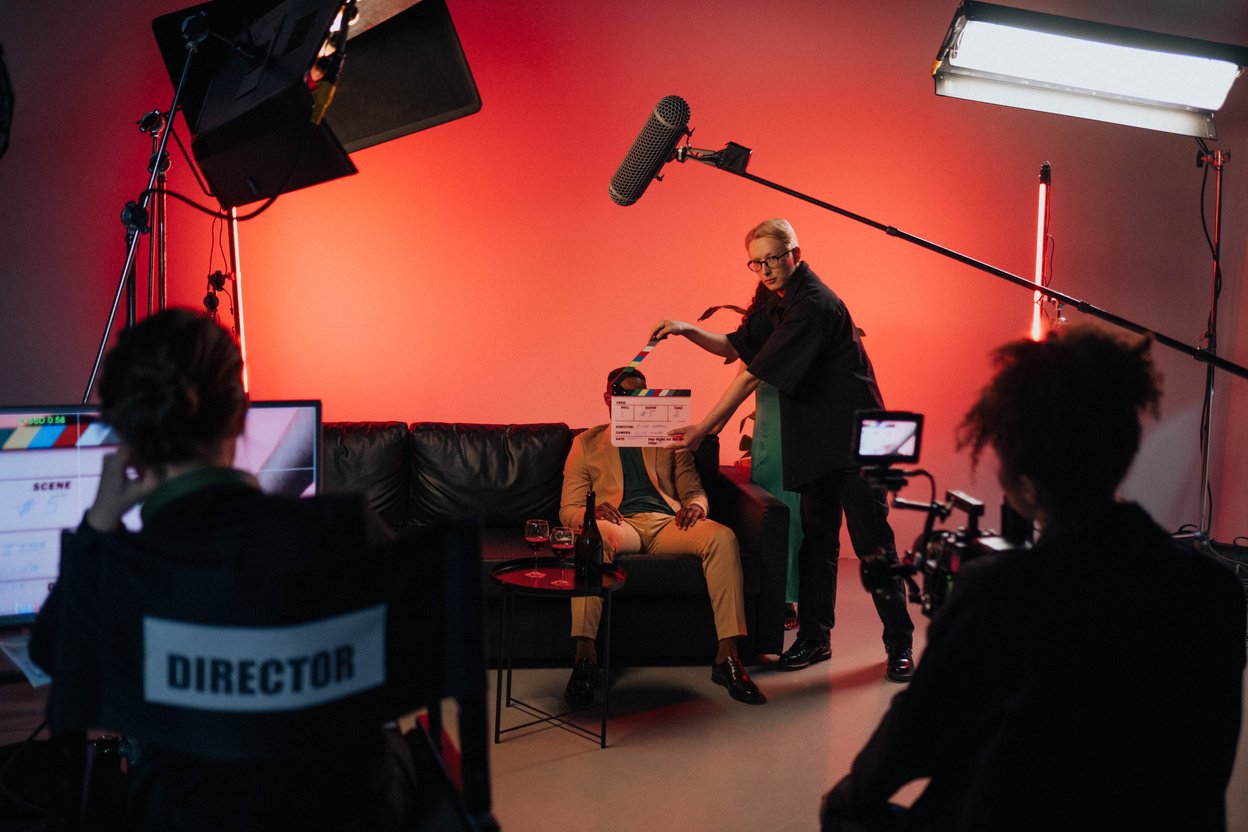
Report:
31,518,496,831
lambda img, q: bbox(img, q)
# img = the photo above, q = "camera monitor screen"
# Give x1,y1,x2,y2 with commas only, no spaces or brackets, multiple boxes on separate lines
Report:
0,401,321,627
851,410,924,466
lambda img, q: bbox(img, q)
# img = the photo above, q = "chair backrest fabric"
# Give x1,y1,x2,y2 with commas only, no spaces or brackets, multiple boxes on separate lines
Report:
45,518,484,762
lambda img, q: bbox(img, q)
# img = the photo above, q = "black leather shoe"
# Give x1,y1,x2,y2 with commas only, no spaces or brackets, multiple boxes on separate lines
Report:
777,636,831,671
563,657,599,707
711,656,767,705
886,647,915,683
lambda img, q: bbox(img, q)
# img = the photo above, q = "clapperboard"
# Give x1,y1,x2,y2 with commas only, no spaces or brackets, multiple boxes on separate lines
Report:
610,339,692,447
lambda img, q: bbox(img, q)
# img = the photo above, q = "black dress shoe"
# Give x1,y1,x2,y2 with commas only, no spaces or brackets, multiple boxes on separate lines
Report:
885,647,914,683
777,636,831,671
564,657,599,707
711,656,767,705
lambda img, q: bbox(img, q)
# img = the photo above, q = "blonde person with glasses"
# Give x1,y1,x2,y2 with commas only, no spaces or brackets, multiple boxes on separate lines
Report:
651,219,915,681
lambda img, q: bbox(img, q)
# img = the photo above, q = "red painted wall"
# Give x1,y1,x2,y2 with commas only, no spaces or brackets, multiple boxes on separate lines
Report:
2,0,1246,544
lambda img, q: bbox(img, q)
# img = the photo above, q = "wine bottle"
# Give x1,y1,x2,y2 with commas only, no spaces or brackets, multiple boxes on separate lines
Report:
575,490,604,581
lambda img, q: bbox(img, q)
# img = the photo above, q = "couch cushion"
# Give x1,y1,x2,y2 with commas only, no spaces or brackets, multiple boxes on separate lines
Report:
321,422,410,528
410,423,572,528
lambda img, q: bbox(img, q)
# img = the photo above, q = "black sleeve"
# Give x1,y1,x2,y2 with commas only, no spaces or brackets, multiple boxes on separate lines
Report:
29,519,115,732
726,308,772,366
28,518,105,674
744,299,832,397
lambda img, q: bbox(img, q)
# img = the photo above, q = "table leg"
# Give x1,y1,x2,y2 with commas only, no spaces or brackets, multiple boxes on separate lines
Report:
599,588,612,748
494,585,509,744
504,587,515,706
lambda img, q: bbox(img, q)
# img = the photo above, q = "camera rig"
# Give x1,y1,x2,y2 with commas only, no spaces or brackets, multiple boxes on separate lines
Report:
849,409,1031,617
861,470,1030,617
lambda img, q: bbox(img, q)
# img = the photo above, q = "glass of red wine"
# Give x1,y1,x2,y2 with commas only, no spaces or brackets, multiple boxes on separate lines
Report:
523,518,549,578
549,526,575,586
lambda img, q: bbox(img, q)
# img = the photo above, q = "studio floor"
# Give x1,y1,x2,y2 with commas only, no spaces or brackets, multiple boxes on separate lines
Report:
3,566,1247,831
484,582,1248,832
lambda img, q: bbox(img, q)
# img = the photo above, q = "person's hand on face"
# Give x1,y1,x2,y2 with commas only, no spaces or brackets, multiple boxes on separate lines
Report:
86,445,160,532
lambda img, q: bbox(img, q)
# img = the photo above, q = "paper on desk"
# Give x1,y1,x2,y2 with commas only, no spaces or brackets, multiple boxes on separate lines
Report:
611,389,692,447
0,634,51,687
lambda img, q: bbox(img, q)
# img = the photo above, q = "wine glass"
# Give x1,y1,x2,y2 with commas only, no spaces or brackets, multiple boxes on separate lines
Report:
549,526,575,586
523,518,549,578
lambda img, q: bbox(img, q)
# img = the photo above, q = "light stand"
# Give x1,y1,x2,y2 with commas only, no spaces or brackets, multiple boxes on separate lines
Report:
1192,144,1229,543
137,109,172,317
673,142,1248,386
928,1,1248,546
82,16,206,404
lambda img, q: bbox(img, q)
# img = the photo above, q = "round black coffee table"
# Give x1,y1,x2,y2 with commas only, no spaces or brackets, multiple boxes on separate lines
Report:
491,557,626,748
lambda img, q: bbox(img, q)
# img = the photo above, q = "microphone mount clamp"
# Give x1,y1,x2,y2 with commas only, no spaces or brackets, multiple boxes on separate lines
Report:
674,136,752,175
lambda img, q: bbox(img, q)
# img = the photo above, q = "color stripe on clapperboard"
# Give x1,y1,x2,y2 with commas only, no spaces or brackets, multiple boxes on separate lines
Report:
0,418,118,452
618,339,690,397
626,339,658,372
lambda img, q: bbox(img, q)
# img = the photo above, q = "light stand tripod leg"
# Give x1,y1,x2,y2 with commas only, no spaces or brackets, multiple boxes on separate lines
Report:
82,31,199,404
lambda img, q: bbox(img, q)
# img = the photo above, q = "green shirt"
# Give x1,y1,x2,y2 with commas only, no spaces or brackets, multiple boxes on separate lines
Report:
617,447,674,516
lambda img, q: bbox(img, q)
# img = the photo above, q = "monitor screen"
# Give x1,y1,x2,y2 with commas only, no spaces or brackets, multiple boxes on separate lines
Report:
850,410,924,466
0,400,321,627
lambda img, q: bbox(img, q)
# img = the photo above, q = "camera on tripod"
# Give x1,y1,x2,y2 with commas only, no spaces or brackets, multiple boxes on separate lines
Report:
850,410,1032,617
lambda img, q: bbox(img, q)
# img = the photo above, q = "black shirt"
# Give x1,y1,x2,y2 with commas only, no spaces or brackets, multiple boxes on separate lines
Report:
30,472,399,831
727,261,884,490
822,502,1247,831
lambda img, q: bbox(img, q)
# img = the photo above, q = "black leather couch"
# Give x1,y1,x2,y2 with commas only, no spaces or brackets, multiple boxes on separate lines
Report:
321,421,788,665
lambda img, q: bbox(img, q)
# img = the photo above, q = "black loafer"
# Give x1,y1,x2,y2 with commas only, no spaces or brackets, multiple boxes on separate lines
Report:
563,657,599,707
777,636,831,671
885,647,915,683
711,656,767,705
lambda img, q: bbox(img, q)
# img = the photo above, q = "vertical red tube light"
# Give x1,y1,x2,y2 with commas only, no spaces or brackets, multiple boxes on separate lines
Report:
227,208,249,392
1031,162,1051,341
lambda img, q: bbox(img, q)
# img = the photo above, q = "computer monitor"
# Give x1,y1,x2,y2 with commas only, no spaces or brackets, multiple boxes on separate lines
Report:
0,400,321,627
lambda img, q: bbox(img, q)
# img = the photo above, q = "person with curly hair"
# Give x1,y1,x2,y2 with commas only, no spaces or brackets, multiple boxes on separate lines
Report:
820,326,1246,832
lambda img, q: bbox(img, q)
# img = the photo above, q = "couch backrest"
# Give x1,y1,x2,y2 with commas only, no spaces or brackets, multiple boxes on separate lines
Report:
322,421,720,530
409,423,572,528
322,422,411,528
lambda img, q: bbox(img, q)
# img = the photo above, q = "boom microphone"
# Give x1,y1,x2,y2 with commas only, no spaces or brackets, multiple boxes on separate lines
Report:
609,95,691,206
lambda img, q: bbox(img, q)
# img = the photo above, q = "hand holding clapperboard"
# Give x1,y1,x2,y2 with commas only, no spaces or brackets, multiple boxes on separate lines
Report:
609,339,692,448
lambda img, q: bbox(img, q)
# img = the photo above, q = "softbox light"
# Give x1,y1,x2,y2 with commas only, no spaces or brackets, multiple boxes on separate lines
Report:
152,0,480,208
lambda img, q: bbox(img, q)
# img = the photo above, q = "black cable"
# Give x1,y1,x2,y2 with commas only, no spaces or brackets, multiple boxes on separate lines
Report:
139,185,283,222
205,214,220,277
222,284,237,339
921,470,936,509
1192,138,1223,534
138,117,321,222
169,122,214,199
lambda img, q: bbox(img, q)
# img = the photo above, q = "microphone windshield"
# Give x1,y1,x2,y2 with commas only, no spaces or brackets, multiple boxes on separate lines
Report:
609,95,690,206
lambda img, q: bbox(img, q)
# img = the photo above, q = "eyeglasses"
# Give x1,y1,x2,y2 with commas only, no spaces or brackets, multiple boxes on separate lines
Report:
746,249,794,272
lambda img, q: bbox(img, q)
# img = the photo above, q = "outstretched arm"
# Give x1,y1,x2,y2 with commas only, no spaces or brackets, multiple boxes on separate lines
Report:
650,319,739,361
670,368,762,451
